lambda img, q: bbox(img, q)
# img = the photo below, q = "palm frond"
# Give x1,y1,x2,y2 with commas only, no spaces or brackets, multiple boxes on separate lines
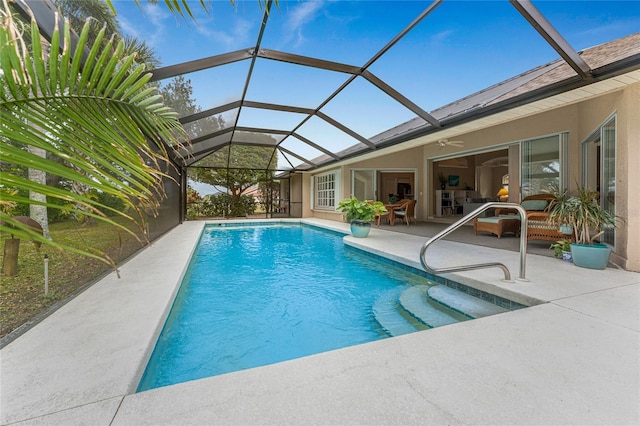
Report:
0,7,189,267
106,0,208,21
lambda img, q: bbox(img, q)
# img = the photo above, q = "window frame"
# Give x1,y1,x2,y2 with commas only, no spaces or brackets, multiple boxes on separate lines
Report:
519,132,568,199
581,113,617,247
313,169,341,211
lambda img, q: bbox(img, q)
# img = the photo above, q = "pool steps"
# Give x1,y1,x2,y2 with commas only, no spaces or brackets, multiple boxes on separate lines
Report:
374,285,509,337
372,287,427,336
427,285,509,319
399,286,466,328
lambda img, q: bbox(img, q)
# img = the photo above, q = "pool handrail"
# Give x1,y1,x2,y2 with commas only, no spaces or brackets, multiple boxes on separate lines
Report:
419,202,528,283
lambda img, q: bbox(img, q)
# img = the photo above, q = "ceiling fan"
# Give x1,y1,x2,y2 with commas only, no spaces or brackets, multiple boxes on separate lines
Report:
437,139,464,148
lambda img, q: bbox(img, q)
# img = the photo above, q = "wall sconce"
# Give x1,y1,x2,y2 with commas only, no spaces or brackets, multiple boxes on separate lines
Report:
497,187,509,202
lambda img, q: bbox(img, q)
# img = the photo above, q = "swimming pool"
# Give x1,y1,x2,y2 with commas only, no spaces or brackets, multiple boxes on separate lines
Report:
137,223,513,391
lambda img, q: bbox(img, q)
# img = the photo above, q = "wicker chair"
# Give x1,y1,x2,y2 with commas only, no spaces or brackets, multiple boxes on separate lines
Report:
494,194,574,242
392,199,417,226
473,215,521,238
374,201,390,226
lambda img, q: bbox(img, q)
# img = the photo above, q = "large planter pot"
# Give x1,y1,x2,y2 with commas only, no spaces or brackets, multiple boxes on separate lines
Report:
570,243,611,270
350,220,372,238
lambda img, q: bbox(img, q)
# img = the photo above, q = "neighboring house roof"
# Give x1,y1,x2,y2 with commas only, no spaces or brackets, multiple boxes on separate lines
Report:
242,184,261,198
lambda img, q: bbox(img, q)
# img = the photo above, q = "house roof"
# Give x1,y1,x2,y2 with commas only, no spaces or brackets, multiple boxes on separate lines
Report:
370,32,640,147
182,27,640,172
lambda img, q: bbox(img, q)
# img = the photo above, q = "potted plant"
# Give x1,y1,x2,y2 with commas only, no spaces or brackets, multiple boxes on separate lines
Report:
550,239,572,263
547,190,574,235
551,186,619,269
437,172,447,190
337,197,387,238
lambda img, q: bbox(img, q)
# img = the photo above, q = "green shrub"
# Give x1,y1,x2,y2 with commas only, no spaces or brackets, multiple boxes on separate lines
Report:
187,194,256,218
94,190,126,216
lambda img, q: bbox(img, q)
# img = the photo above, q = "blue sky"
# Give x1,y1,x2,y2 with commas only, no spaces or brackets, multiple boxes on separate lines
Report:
112,0,639,193
114,0,639,133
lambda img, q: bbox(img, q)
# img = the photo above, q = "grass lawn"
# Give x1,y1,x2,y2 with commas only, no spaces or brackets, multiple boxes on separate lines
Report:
0,218,146,340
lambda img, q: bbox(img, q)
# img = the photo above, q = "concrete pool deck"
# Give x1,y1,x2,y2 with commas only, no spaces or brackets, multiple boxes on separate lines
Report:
1,218,639,425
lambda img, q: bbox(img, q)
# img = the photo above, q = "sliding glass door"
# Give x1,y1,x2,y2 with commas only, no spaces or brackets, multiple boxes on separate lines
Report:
582,115,616,246
352,170,376,201
520,133,568,198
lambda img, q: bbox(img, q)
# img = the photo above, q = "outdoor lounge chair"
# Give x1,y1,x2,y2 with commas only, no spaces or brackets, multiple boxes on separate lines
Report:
490,193,574,242
474,215,521,238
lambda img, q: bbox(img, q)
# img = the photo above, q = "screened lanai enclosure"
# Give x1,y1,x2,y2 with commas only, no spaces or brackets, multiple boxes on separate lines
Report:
8,0,639,235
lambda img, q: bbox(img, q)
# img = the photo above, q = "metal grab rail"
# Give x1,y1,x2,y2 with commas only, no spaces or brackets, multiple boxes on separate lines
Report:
419,202,529,283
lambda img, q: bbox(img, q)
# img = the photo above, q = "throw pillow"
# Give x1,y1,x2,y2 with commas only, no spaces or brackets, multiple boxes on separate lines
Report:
521,199,548,211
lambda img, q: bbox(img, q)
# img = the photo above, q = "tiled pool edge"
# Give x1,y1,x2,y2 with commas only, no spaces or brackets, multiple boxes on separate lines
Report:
339,232,546,308
345,245,527,311
204,219,349,238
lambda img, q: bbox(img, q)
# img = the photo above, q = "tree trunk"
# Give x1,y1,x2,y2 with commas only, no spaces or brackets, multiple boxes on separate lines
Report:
28,146,50,239
2,239,20,276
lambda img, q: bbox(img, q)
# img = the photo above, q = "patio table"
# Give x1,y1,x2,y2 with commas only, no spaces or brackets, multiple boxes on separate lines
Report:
383,203,403,226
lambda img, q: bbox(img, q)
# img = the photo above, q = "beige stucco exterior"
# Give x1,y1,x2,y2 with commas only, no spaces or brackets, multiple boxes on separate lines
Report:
305,80,640,271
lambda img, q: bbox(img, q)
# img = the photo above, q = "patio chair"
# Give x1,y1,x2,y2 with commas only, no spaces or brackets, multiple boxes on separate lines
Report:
375,208,390,226
376,199,406,226
392,199,416,226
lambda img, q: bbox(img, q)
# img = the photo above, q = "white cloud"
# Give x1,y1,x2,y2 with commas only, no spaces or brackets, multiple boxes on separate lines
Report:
188,179,221,197
119,14,140,40
120,3,171,51
572,20,637,46
193,12,254,48
232,18,253,43
430,29,454,45
283,1,325,49
196,25,235,46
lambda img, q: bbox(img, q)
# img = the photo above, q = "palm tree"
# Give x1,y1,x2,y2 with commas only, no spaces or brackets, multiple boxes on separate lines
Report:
56,0,161,68
1,0,259,266
52,0,161,226
56,0,120,48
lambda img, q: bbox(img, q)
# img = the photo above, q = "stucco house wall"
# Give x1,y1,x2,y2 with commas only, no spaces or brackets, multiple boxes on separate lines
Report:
307,82,639,271
344,147,424,219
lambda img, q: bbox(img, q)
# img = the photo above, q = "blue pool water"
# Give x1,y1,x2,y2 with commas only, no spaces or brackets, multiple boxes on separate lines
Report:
137,224,437,391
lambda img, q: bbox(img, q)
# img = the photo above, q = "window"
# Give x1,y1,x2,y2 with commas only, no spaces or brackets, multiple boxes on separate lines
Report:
314,170,339,209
